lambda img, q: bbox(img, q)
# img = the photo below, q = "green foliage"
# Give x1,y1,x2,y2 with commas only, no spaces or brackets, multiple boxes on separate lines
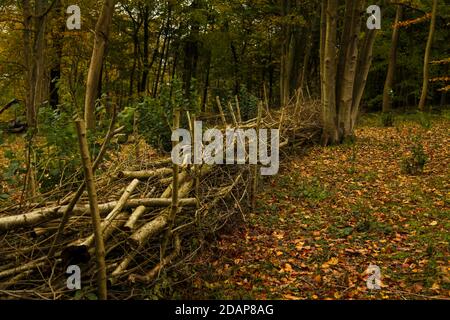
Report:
291,177,330,202
401,138,428,175
117,106,136,135
1,149,24,200
124,78,201,152
237,85,258,121
36,106,79,192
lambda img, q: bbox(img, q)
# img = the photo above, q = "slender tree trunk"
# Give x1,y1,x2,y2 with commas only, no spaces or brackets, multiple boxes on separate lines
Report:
321,0,338,145
382,5,403,113
418,0,437,111
85,0,115,130
230,42,240,95
75,119,107,300
22,0,34,127
280,0,294,106
319,0,326,108
129,31,139,96
140,5,150,94
202,50,212,112
153,7,172,98
351,29,377,126
299,17,315,91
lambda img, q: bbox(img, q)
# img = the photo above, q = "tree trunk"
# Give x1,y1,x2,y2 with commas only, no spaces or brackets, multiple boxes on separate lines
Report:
280,0,294,107
139,5,150,94
382,5,403,113
337,0,363,138
321,0,338,145
319,0,326,108
418,0,437,111
75,119,107,300
84,0,115,130
320,0,378,145
351,29,377,126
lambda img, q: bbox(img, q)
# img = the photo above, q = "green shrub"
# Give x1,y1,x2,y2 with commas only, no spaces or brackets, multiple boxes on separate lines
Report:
123,78,200,152
417,112,432,129
36,106,80,192
401,139,428,175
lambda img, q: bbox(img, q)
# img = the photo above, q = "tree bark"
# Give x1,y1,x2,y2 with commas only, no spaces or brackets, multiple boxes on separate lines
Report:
337,0,363,138
382,5,403,113
75,119,107,300
84,0,115,130
418,0,437,111
321,0,338,145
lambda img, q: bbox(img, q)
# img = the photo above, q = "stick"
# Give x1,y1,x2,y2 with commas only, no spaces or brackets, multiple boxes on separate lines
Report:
227,101,238,127
0,257,47,279
215,96,227,126
75,119,107,300
191,115,200,199
123,206,146,232
234,96,242,124
161,109,180,258
251,102,263,209
117,168,172,179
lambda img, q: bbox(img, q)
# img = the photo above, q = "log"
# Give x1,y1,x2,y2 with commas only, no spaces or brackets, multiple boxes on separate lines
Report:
123,206,146,232
0,198,198,232
0,257,47,279
118,168,172,179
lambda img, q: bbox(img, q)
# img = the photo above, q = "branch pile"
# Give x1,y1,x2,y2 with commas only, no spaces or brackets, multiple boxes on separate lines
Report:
0,98,321,299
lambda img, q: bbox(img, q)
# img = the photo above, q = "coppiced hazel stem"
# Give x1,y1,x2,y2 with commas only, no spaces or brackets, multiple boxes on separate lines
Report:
191,114,200,199
215,96,227,126
227,101,238,127
0,198,199,233
251,102,263,209
118,168,172,179
161,108,180,258
234,95,242,124
75,119,107,300
124,205,146,231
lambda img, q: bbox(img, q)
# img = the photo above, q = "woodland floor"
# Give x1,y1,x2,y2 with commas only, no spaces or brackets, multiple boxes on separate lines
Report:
183,116,449,300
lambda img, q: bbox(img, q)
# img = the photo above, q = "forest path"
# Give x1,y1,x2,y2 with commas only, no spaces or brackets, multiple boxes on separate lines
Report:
186,118,449,300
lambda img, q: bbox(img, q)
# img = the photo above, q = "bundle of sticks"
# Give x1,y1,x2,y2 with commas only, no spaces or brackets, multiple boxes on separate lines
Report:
0,97,321,299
